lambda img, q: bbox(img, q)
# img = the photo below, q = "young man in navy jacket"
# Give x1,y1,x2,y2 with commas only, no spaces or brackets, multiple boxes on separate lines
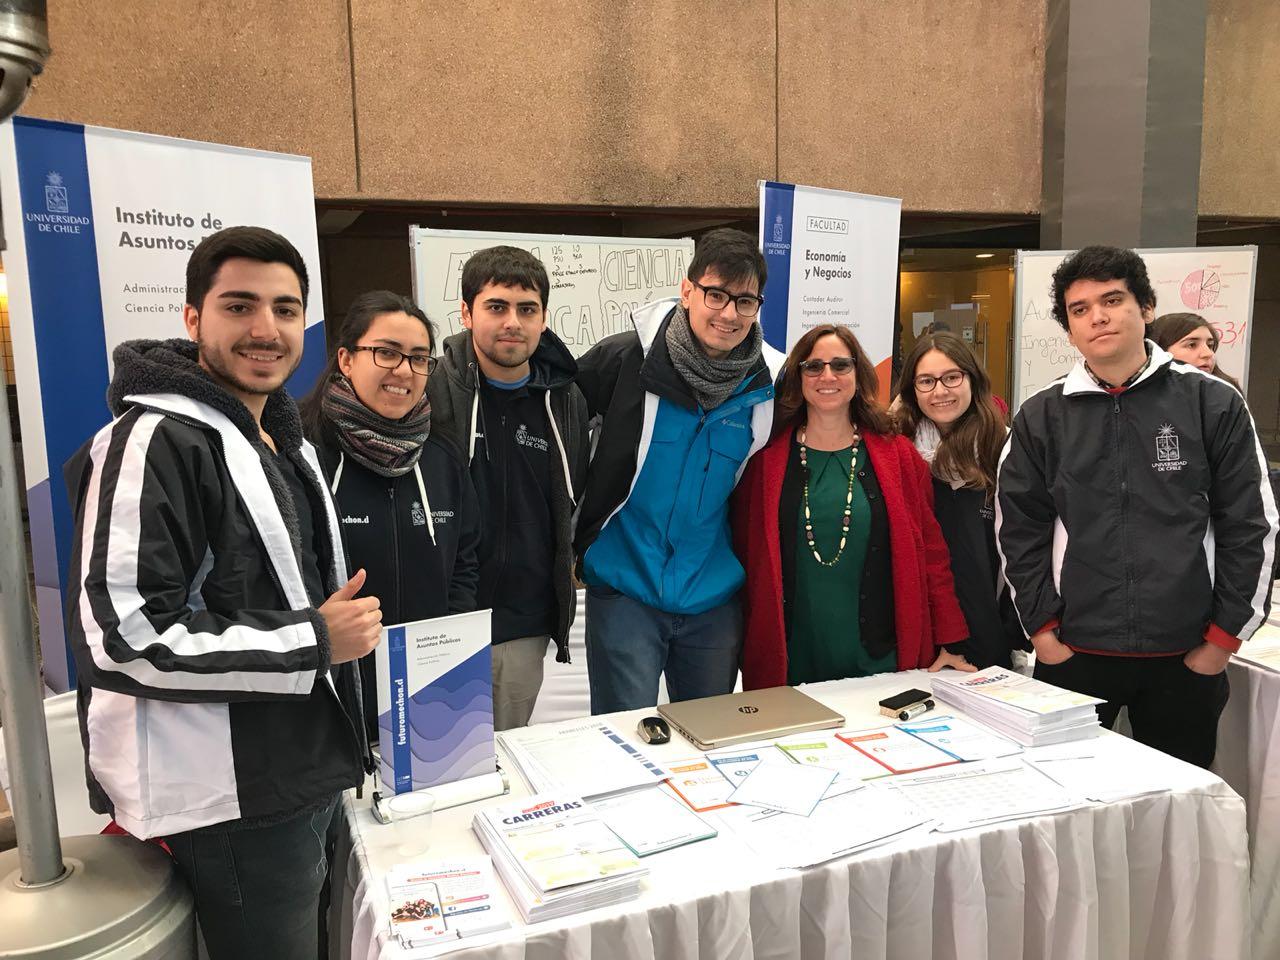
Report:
997,245,1277,767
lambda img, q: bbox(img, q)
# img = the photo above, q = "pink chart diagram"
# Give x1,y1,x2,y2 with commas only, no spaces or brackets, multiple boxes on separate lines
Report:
1180,269,1221,310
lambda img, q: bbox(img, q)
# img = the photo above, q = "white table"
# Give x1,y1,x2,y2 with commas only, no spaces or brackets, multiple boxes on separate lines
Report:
333,670,1250,960
1215,617,1280,960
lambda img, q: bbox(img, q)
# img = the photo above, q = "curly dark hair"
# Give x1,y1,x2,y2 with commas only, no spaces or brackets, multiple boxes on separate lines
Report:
1051,245,1156,331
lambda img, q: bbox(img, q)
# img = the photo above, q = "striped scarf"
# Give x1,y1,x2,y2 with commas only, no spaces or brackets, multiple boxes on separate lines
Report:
321,374,431,477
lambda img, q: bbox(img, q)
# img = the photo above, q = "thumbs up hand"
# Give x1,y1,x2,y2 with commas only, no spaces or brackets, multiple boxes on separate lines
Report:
319,569,382,664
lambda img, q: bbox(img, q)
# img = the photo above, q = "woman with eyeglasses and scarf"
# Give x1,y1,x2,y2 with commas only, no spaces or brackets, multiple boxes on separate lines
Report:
301,291,480,741
733,324,974,689
895,331,1024,669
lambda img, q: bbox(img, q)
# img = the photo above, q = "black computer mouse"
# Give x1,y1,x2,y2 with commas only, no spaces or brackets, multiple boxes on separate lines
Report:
636,715,671,745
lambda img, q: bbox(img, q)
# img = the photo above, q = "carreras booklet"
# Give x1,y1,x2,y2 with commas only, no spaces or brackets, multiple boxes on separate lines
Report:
473,794,645,893
386,857,509,949
375,610,496,794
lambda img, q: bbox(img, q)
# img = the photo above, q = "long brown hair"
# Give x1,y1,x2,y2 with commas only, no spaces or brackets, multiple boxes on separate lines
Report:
774,324,894,437
1149,312,1243,392
895,332,1006,493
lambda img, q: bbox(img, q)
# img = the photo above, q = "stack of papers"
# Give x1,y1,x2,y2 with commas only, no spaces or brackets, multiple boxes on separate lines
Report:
663,757,738,812
930,667,1103,746
837,725,960,774
726,754,836,816
884,759,1083,831
1025,740,1170,803
472,794,646,923
775,732,889,797
594,786,718,856
386,857,510,949
895,714,1023,762
711,784,932,869
498,720,669,799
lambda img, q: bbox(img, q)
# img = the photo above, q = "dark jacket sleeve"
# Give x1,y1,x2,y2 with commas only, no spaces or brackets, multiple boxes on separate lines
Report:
1202,383,1279,646
66,413,327,703
995,406,1063,638
575,333,632,419
449,467,482,614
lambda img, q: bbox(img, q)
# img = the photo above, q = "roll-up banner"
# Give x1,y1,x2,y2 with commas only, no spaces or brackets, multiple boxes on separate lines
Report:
758,181,902,400
0,116,325,692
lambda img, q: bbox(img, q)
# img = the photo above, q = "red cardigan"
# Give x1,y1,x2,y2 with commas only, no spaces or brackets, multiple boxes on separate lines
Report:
732,426,969,690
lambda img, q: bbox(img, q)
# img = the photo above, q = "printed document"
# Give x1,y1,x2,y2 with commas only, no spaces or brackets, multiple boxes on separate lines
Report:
727,754,836,816
663,757,738,812
498,720,669,799
837,725,960,774
885,759,1083,832
896,714,1023,762
594,786,718,856
775,731,889,796
712,784,932,869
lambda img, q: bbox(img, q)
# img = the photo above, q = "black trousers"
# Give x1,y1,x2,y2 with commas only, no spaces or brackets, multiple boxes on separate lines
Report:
164,796,339,960
1033,650,1229,769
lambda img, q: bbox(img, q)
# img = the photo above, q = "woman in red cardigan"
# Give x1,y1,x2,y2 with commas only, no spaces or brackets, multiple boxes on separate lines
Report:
733,323,974,689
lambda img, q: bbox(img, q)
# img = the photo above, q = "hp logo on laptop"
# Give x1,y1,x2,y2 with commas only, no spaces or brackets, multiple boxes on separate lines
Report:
738,705,759,714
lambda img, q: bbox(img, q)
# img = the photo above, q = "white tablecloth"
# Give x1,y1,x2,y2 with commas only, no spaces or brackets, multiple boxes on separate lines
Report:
334,670,1251,960
1216,641,1280,960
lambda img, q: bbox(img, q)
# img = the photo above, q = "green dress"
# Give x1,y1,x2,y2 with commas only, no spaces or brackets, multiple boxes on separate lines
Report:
787,443,896,684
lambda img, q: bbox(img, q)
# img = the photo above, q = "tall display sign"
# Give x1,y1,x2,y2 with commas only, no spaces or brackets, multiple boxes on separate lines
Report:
758,181,902,400
0,117,326,692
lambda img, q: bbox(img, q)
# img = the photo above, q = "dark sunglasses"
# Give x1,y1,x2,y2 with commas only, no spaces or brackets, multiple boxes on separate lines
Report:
798,357,856,377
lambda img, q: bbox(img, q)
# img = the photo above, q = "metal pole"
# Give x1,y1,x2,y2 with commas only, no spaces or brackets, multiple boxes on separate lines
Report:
0,362,64,885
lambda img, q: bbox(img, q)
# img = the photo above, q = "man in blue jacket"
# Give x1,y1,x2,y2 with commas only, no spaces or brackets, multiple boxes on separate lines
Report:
575,228,784,713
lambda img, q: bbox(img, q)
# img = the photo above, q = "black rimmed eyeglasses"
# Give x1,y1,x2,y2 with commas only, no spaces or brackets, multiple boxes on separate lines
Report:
351,345,437,376
692,281,764,318
913,370,966,392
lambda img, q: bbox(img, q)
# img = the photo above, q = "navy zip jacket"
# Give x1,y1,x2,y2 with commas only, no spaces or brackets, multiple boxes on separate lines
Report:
996,343,1278,655
310,425,481,737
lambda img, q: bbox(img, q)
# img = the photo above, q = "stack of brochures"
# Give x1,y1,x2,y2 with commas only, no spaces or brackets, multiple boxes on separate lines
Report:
386,857,510,949
498,720,669,799
472,794,647,923
930,666,1103,746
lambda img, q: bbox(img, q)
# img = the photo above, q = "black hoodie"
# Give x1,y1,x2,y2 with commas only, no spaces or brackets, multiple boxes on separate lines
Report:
63,339,368,837
427,329,589,658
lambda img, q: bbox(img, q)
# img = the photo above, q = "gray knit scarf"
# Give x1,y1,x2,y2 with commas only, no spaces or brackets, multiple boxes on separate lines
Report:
664,304,764,410
321,374,431,477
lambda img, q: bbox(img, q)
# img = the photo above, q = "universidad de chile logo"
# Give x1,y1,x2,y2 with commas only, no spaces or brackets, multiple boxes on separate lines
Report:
44,171,68,213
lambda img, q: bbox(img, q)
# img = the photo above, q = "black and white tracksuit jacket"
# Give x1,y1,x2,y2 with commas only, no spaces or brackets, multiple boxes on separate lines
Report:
996,343,1278,656
64,339,368,839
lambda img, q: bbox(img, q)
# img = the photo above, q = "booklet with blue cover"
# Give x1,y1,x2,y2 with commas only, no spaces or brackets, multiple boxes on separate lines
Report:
375,609,496,794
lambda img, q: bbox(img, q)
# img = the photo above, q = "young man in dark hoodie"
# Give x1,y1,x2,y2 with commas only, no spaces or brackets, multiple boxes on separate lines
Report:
64,227,380,960
428,246,588,730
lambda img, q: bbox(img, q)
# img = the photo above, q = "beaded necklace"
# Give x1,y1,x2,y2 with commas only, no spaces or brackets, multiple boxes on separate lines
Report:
798,426,861,567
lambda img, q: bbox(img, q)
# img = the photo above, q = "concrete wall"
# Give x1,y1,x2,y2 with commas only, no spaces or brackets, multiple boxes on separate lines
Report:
1200,0,1280,217
15,1,1280,216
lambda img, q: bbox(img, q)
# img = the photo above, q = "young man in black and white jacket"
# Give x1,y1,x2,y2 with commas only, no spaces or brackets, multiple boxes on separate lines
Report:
997,245,1277,768
65,228,381,960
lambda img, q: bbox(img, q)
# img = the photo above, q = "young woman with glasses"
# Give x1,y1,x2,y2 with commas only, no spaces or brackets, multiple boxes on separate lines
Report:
895,331,1025,669
301,291,480,742
733,324,974,689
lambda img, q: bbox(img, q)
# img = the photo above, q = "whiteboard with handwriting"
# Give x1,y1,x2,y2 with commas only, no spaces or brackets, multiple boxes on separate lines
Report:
410,227,694,358
1012,246,1257,410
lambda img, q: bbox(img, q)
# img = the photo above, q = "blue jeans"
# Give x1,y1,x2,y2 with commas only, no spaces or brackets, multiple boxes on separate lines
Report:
585,583,742,714
164,796,338,960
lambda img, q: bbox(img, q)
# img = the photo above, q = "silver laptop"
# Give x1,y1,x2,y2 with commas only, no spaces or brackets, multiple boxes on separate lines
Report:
658,686,844,750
